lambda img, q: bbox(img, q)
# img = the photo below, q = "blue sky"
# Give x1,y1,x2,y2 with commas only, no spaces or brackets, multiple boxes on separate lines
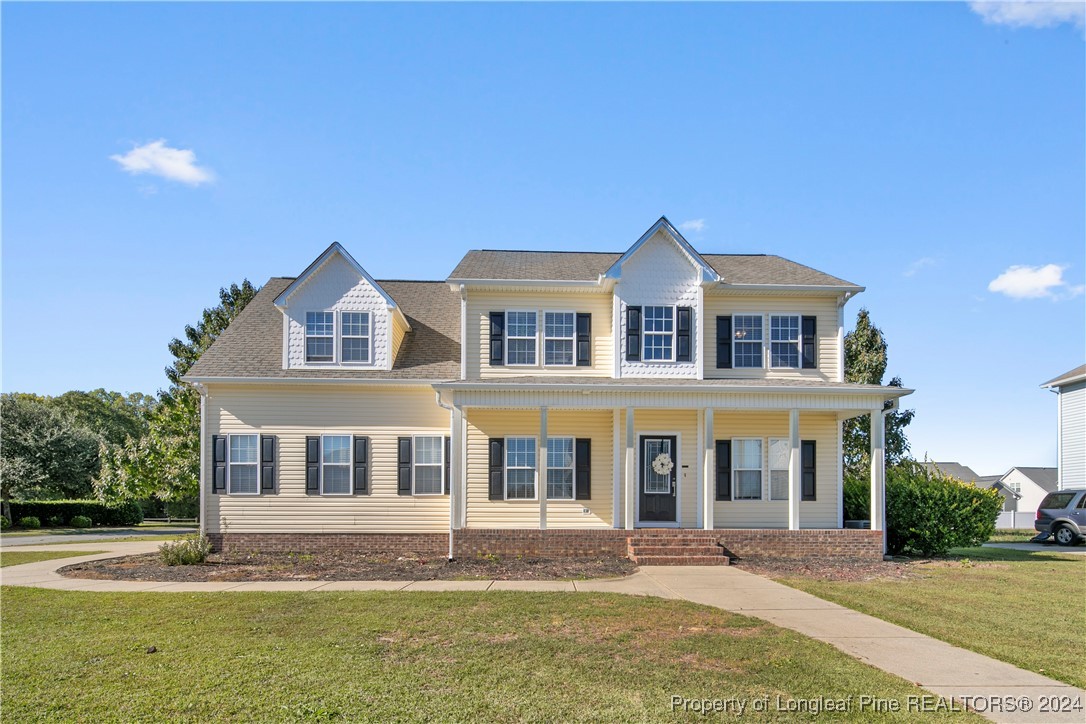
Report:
3,2,1083,475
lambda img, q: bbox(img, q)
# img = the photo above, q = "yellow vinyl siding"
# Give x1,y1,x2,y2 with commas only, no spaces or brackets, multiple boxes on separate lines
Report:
465,291,613,378
206,384,450,534
390,310,409,365
711,411,839,529
465,409,614,529
703,295,839,381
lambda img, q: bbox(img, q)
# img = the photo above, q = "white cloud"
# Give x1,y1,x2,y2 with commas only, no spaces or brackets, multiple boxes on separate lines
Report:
987,263,1085,300
969,1,1085,29
903,257,938,277
678,219,706,234
110,140,214,186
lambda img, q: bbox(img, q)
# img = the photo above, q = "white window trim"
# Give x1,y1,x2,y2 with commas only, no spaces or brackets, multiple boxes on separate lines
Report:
642,305,676,363
226,433,260,496
320,433,353,496
546,436,575,500
732,437,764,501
305,311,336,364
412,434,445,496
769,313,803,370
504,436,538,501
732,314,765,370
768,437,790,501
504,309,539,367
542,310,577,368
340,311,373,366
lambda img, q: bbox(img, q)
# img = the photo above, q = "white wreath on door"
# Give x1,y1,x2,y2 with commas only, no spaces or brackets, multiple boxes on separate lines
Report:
651,452,674,477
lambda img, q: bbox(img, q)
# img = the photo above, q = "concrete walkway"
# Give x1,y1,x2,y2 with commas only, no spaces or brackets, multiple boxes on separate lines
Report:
2,543,1083,723
983,541,1086,556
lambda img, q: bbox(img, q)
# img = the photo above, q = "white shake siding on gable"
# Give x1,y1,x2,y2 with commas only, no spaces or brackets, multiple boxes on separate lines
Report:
1059,381,1085,488
283,253,391,370
205,385,450,534
617,230,701,378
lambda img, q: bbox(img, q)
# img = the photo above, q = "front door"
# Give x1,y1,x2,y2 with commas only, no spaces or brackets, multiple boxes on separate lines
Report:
640,436,678,523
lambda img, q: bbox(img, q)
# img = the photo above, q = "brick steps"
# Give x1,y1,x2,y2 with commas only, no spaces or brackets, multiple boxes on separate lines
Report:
634,555,732,566
627,533,730,566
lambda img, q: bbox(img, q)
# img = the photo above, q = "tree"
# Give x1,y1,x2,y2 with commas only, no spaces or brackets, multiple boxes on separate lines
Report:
51,389,154,446
97,281,258,504
843,309,915,479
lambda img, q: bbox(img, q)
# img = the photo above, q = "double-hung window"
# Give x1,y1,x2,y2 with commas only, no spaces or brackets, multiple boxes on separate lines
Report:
413,435,444,495
546,437,574,499
544,312,575,366
228,434,259,495
643,306,674,361
305,312,335,362
341,312,370,363
770,315,801,368
505,437,537,499
733,438,763,500
733,315,764,368
506,311,537,366
321,434,352,495
768,438,790,501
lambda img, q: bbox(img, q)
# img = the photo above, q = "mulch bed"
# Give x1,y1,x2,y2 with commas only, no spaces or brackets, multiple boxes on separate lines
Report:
733,556,925,582
58,552,636,582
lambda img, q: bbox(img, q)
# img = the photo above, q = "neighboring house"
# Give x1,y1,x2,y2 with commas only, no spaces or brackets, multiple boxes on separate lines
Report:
1042,365,1086,490
997,467,1058,515
184,217,911,561
917,462,982,484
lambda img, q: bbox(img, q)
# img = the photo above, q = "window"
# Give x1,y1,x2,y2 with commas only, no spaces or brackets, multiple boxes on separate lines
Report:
305,312,335,362
228,434,259,495
770,315,801,368
505,437,537,499
1007,480,1022,494
547,437,574,499
321,435,351,495
769,438,790,501
341,312,370,363
643,306,674,361
733,315,763,368
544,312,575,366
413,436,444,495
506,311,537,366
733,439,763,500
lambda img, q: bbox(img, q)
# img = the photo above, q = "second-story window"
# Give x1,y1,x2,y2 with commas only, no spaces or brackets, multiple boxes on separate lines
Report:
733,315,764,368
506,311,537,366
341,312,371,363
544,312,575,366
643,306,674,361
770,315,801,368
305,312,335,362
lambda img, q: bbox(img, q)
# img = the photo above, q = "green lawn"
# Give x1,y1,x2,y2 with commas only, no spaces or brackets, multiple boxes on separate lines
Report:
777,547,1086,689
29,535,183,545
0,550,105,568
986,529,1037,543
0,588,978,722
2,524,195,538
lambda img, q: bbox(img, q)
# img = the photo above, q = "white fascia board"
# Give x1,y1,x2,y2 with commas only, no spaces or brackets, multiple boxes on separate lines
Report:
273,242,402,314
1041,371,1086,389
182,376,441,387
603,216,720,283
433,381,914,397
709,283,867,296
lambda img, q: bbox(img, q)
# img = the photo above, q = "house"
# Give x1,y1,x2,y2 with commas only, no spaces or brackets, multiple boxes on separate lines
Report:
184,217,912,562
997,467,1058,514
1042,365,1085,490
917,462,982,484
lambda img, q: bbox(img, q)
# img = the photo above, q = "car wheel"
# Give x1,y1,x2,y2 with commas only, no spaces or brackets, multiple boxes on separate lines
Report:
1054,525,1078,546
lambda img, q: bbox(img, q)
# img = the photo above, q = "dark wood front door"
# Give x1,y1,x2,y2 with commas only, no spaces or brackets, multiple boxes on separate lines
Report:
639,436,677,523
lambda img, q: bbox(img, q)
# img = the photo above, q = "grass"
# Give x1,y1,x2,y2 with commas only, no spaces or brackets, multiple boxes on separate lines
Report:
986,529,1037,543
2,524,195,538
28,535,183,545
0,589,978,722
776,546,1086,689
0,550,105,568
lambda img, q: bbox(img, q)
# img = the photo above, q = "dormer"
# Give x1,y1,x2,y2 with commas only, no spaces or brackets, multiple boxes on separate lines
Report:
274,243,411,371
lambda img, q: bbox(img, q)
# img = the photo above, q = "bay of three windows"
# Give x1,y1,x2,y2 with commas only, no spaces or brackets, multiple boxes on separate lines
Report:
734,314,803,369
305,311,371,364
507,311,577,366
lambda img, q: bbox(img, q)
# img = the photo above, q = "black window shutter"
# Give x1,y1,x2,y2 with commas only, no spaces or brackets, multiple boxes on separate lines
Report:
353,436,370,494
625,306,642,361
305,436,320,495
676,307,692,362
715,440,732,501
260,435,276,493
489,312,505,366
575,438,591,500
576,313,591,367
444,436,451,494
716,316,732,369
801,440,817,501
397,437,412,495
802,316,817,369
212,435,227,494
488,438,504,500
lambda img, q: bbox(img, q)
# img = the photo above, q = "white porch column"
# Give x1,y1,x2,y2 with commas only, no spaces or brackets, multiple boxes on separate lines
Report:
703,408,715,530
870,410,886,537
450,406,464,531
788,409,801,531
538,407,548,530
612,408,621,528
695,409,704,528
625,407,636,530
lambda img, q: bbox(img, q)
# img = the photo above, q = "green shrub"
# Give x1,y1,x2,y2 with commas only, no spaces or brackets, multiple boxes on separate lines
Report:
1,516,10,530
18,516,41,529
70,515,93,529
47,515,65,527
9,500,143,527
843,475,869,521
159,535,212,566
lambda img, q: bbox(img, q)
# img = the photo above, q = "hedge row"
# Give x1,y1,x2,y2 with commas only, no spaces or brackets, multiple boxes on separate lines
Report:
8,500,143,527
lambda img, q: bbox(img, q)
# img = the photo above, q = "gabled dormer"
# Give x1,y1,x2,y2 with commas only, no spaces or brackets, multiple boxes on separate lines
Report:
275,243,411,371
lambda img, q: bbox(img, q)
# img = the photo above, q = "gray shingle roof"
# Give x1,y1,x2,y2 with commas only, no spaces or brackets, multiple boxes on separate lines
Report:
919,462,983,483
1043,364,1086,388
448,250,858,287
186,278,461,380
1009,467,1059,493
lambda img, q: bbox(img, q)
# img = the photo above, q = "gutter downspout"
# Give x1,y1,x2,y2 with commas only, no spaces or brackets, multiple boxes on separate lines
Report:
436,391,457,560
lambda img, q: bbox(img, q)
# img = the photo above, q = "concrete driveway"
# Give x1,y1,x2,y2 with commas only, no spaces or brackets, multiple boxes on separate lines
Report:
983,542,1086,555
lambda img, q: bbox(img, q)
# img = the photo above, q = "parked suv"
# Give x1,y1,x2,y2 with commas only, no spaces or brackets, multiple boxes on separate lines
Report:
1035,490,1086,546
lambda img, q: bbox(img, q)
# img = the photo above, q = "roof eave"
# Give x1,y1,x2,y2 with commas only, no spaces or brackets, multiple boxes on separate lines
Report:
603,216,721,283
710,283,866,295
433,380,914,397
273,242,402,312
